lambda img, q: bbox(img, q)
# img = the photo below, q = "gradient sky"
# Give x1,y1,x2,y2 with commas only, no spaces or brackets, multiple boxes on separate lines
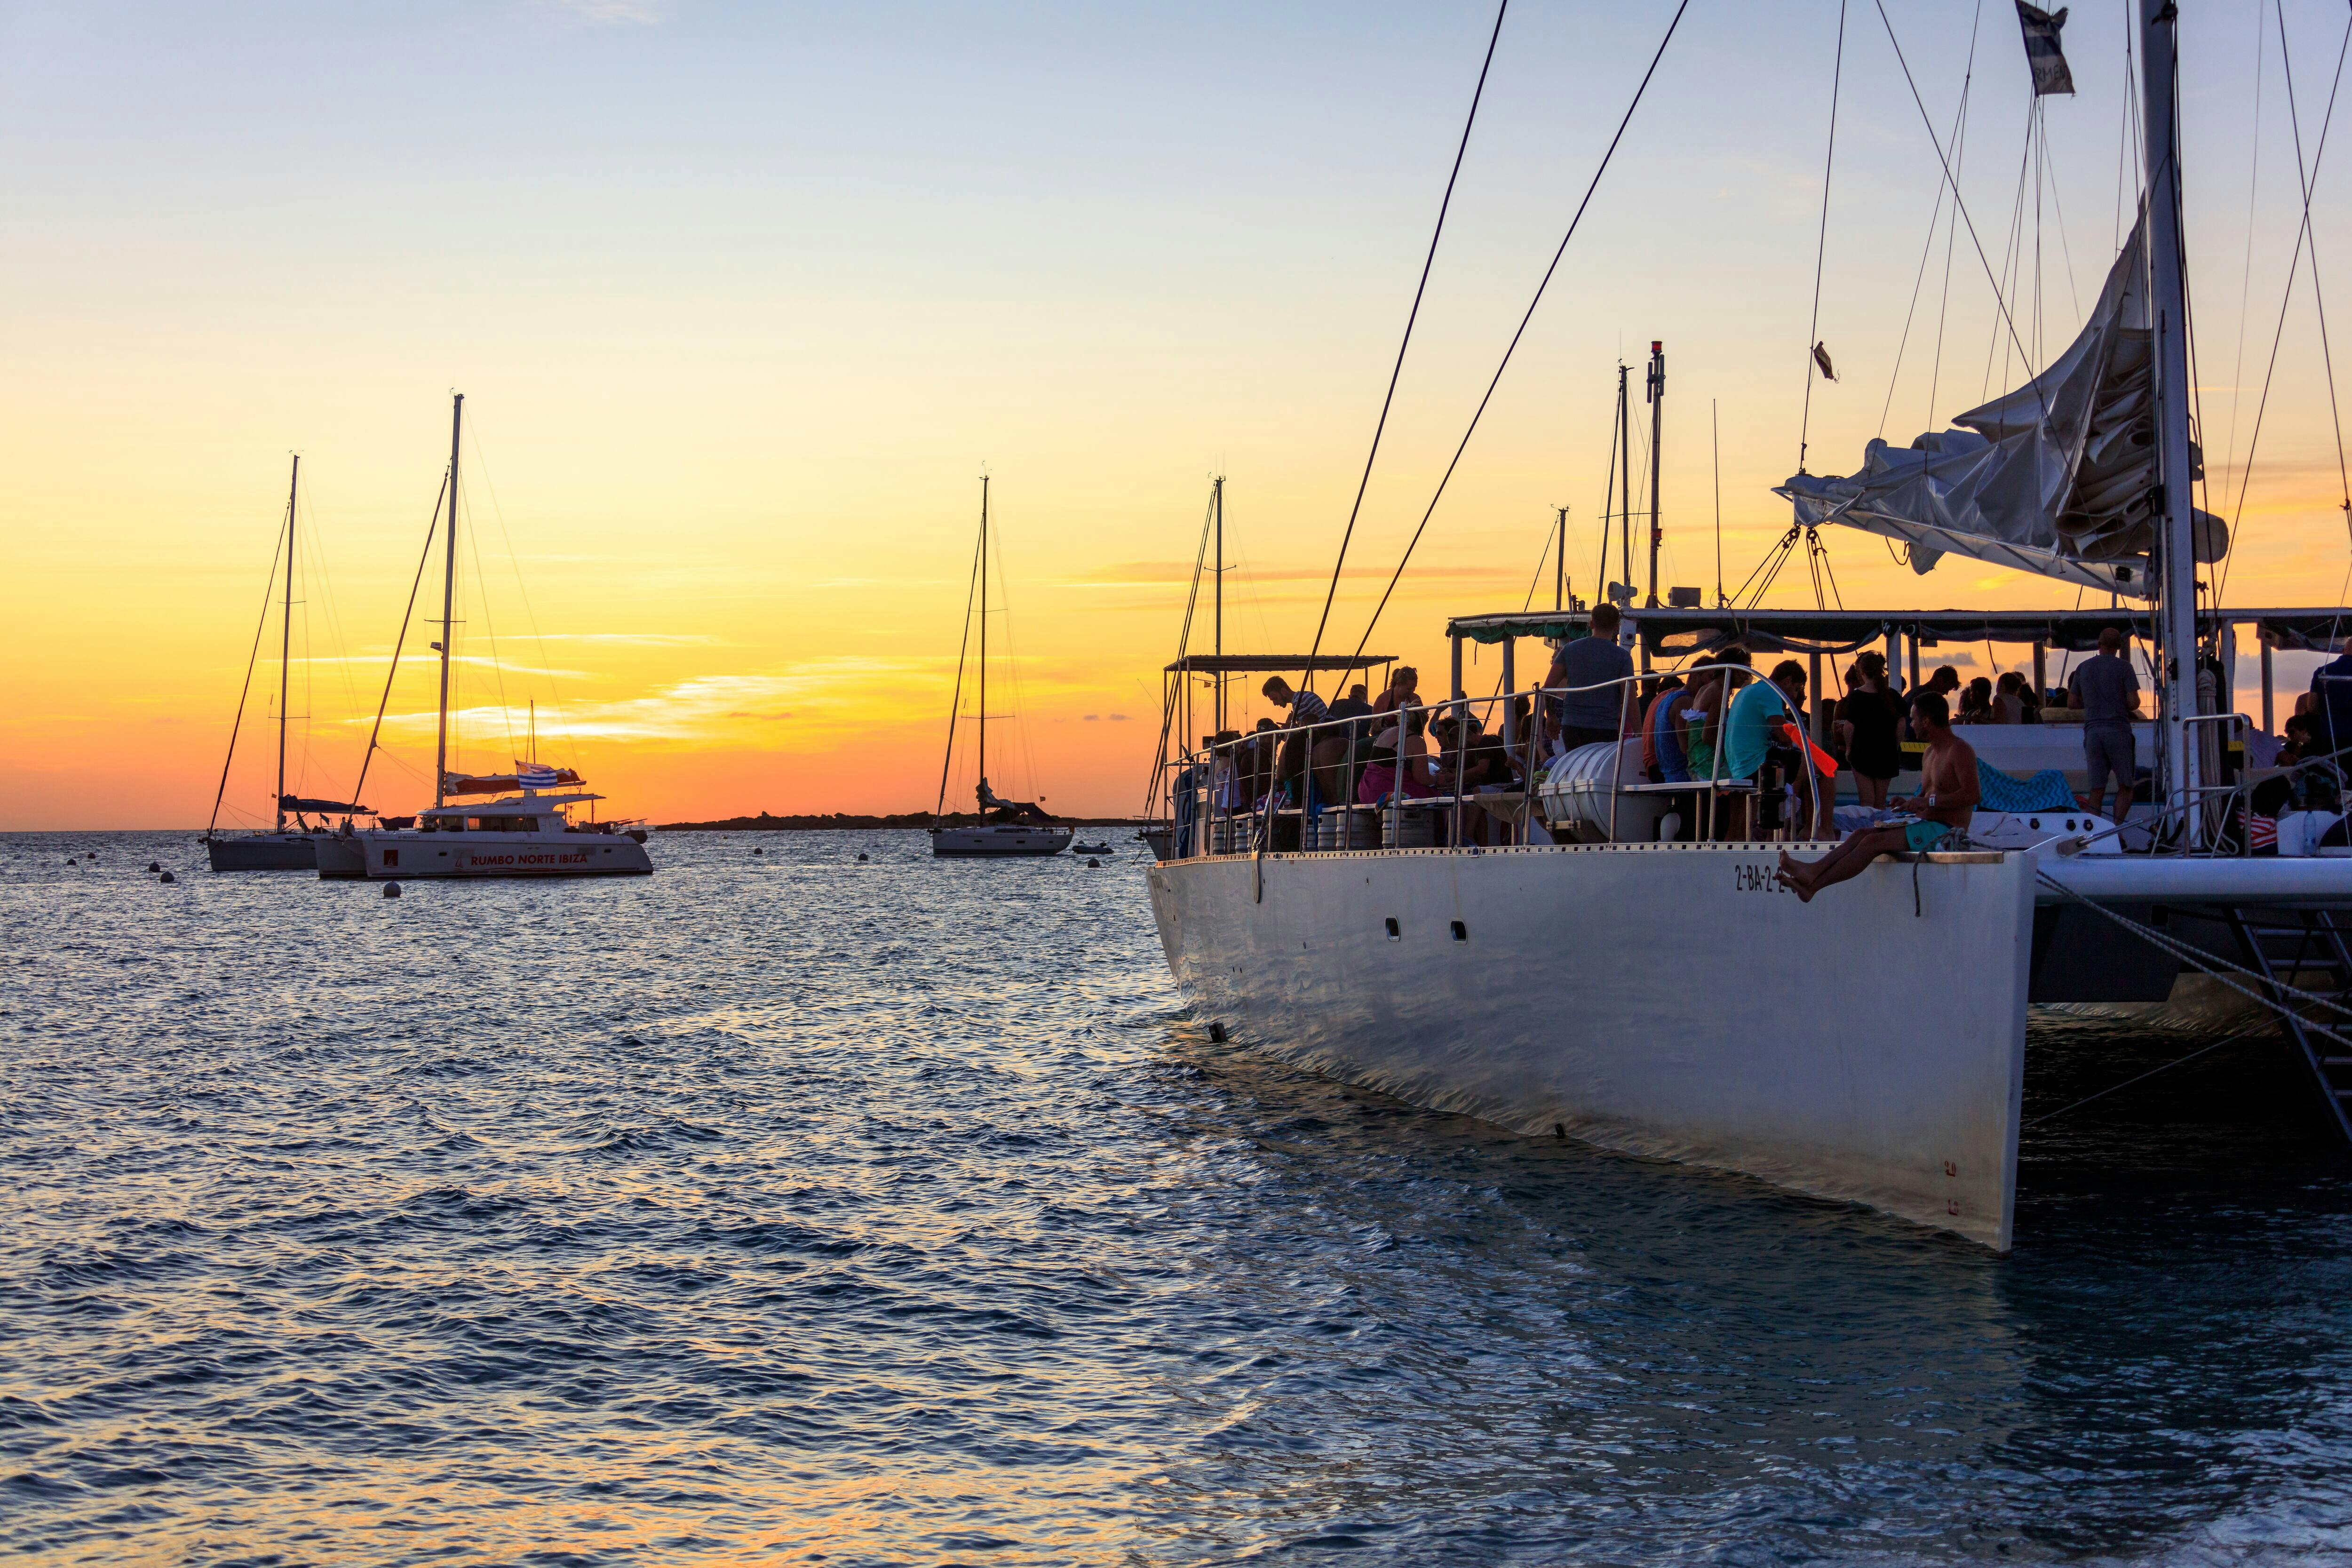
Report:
6,0,2350,828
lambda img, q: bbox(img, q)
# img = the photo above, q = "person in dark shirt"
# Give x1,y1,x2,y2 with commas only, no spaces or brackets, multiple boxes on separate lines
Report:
1549,603,1638,747
1327,683,1375,720
2309,644,2352,756
2067,627,2142,817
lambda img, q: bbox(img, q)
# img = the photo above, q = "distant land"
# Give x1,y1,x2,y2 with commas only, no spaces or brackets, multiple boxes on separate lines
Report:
657,812,1150,832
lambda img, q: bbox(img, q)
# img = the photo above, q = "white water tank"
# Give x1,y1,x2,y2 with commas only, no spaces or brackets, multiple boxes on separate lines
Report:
1538,740,1663,843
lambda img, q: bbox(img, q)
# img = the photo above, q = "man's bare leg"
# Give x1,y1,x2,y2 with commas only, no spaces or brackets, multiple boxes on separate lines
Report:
1779,825,1909,902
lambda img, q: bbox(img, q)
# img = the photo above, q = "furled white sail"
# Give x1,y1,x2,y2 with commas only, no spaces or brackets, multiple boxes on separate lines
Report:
1778,215,2225,598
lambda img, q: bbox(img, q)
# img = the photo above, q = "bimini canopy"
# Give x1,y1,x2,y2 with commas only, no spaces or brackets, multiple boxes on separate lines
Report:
1446,606,2352,657
277,795,371,815
1778,215,2225,599
1165,654,1395,674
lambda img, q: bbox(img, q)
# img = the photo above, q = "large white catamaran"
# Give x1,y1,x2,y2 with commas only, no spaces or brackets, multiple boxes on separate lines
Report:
1142,1,2352,1250
323,394,652,881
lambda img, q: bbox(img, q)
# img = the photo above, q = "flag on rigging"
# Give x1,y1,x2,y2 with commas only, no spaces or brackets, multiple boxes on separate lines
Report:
1812,342,1837,382
515,763,560,788
2014,3,2075,97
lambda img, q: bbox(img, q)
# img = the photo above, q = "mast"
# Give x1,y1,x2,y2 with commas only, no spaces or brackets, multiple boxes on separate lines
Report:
1555,505,1567,612
1646,340,1665,607
277,455,298,832
2141,0,2198,842
978,474,989,798
435,393,462,810
1213,475,1224,732
1617,364,1633,601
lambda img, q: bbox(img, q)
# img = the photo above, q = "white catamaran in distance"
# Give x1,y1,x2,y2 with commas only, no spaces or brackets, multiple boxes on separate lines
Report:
1143,2,2352,1251
328,394,652,881
206,455,374,871
931,476,1074,857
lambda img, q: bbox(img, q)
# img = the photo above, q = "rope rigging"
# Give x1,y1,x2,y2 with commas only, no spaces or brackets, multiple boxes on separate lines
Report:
1342,0,1693,669
1795,0,1849,477
2211,5,2352,610
1303,0,1508,681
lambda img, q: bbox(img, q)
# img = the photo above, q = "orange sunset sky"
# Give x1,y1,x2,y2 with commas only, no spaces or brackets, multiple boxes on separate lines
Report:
6,1,2351,829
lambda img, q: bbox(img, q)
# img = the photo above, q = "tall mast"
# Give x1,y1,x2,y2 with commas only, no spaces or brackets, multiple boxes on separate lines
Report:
1646,340,1665,607
2141,0,2198,841
977,474,989,796
277,454,299,832
1617,364,1633,602
435,393,463,809
1213,475,1224,732
1555,505,1567,612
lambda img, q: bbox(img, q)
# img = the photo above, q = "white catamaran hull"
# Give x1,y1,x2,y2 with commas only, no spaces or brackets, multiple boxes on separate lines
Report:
1148,844,2035,1249
353,830,652,879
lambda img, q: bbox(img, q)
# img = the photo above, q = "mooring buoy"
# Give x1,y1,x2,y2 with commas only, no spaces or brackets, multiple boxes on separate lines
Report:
857,852,869,862
753,847,764,856
158,871,176,884
1087,858,1101,868
147,862,161,873
383,881,402,899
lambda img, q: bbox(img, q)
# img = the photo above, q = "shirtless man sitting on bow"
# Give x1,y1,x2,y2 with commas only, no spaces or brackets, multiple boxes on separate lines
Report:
1776,690,1978,903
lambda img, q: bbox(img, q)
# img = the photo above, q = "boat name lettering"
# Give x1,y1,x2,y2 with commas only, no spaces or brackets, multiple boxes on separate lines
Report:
463,851,590,868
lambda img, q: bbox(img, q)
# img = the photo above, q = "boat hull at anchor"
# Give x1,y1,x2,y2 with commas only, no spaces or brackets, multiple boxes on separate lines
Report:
205,833,324,872
930,826,1073,858
1148,843,2036,1249
352,830,652,879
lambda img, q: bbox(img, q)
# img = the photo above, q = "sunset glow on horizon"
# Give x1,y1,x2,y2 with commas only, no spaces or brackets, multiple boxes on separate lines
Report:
8,0,2352,828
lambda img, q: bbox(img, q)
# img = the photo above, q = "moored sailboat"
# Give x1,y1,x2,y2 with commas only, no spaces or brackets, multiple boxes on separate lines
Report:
205,455,372,871
930,477,1073,858
340,394,653,881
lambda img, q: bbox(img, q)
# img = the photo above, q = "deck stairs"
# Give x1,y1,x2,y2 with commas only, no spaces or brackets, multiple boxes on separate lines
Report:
2225,908,2352,1145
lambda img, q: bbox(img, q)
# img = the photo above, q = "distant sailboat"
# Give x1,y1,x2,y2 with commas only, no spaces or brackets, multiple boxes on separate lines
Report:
930,477,1073,858
333,394,653,881
205,456,370,871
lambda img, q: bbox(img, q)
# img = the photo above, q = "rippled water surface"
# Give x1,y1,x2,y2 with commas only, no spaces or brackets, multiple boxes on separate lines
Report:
7,829,2352,1564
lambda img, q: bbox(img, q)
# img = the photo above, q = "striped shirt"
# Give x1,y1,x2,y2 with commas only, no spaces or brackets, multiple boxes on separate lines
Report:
1286,690,1330,729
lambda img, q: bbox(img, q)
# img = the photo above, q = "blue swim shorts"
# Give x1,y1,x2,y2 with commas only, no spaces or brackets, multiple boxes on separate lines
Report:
1902,820,1952,853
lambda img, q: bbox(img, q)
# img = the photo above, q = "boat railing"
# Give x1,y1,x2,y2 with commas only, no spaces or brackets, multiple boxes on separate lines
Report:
1155,666,1832,858
1151,681,2302,862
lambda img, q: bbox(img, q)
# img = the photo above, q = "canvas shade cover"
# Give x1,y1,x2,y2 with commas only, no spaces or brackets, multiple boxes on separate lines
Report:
1778,215,2225,598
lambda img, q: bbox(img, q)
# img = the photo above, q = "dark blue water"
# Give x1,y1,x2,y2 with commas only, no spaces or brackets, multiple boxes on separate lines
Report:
6,830,2352,1564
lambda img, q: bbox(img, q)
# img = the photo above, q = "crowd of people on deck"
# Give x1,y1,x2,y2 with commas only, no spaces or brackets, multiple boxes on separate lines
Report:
1173,610,2346,868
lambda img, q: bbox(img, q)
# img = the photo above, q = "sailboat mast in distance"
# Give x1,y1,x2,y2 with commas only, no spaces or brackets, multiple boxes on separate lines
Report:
277,455,298,832
435,393,462,809
977,475,989,794
1213,476,1224,732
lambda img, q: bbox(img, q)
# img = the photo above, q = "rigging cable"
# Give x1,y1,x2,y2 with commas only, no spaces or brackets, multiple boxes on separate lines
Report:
1877,9,1981,443
933,504,987,818
1795,0,1851,475
350,472,450,814
2275,0,2352,594
2221,1,2269,532
2211,5,2352,610
1924,0,1989,430
205,504,290,837
1345,0,1694,668
1303,0,1509,678
1872,0,2052,425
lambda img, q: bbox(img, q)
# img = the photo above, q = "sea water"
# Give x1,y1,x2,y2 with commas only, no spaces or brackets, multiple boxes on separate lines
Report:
4,829,2351,1564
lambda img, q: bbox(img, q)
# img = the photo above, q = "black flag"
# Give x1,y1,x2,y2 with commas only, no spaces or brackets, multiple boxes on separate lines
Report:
1812,342,1837,383
2015,3,2075,97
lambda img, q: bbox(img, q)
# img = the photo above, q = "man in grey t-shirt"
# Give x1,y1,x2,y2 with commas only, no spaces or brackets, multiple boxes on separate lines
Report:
1549,603,1638,748
2067,627,2142,817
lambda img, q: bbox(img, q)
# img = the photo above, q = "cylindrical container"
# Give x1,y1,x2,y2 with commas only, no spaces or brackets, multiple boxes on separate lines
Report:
1384,806,1436,848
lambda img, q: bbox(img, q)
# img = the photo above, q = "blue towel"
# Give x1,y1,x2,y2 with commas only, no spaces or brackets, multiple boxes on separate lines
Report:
1976,759,2075,812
